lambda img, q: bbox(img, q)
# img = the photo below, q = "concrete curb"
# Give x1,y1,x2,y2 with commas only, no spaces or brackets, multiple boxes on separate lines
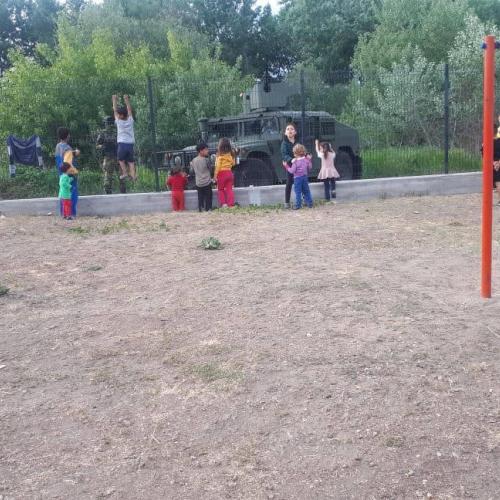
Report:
0,172,482,217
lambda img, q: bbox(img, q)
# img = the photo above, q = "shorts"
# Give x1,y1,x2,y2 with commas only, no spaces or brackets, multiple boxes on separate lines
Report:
117,143,135,162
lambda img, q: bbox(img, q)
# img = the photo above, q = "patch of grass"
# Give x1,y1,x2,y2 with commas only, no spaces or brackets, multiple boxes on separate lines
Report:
0,285,9,296
0,164,166,200
217,204,283,214
145,220,169,232
385,436,405,448
68,226,91,235
189,363,243,383
99,219,132,234
201,236,221,249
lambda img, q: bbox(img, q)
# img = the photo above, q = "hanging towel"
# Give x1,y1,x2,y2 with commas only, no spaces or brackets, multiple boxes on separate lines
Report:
7,135,44,177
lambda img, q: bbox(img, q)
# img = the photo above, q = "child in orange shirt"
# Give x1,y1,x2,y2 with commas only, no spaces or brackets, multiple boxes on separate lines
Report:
214,137,236,207
166,165,188,211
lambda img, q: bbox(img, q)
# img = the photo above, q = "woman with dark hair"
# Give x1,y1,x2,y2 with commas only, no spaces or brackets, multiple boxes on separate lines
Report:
280,123,298,208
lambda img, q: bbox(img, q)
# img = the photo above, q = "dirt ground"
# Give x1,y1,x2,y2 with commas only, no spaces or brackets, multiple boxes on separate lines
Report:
0,194,499,500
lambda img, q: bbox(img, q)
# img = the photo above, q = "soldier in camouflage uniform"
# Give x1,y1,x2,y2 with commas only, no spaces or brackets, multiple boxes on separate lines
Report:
96,116,126,194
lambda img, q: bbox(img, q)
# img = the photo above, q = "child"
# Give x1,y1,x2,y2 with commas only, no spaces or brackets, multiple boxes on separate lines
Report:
286,143,313,209
315,139,340,201
190,142,213,212
167,165,188,211
59,163,73,220
214,137,236,208
55,127,79,217
112,94,137,181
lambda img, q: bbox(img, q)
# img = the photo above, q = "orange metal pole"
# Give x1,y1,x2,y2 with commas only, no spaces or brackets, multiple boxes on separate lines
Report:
481,35,495,298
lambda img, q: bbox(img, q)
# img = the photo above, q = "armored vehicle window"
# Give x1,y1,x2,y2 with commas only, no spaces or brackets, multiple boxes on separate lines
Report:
261,118,279,135
207,122,238,142
321,121,335,136
244,120,262,136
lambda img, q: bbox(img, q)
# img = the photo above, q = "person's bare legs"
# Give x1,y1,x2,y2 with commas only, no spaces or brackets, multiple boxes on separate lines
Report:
128,162,137,181
118,160,127,178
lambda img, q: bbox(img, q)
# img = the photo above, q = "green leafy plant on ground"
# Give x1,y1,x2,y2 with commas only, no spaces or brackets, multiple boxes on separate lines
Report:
0,285,9,296
201,237,221,250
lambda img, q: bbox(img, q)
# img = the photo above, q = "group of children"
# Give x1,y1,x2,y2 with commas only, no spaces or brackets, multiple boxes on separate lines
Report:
56,108,339,217
166,137,237,212
57,95,137,219
165,127,340,213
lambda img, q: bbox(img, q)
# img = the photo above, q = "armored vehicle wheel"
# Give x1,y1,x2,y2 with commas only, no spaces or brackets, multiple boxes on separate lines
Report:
335,151,354,180
234,158,274,187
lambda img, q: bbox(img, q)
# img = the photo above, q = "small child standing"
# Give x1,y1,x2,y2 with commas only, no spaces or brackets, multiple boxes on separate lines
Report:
190,142,213,212
59,163,73,220
112,94,137,181
315,139,340,201
214,137,236,208
55,127,80,217
167,165,188,211
286,143,313,209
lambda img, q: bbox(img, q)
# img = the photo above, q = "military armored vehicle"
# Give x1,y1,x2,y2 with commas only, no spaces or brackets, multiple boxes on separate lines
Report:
161,81,362,187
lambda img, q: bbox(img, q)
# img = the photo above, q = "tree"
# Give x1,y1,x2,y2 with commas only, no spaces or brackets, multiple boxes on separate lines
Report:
0,0,61,74
176,0,293,76
467,0,500,26
279,0,380,81
352,0,471,77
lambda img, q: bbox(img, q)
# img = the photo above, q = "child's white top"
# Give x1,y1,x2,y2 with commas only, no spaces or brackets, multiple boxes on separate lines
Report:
116,116,135,144
316,147,339,179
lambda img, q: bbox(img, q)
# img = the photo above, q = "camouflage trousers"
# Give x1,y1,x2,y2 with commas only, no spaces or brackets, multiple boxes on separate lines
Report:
102,157,126,194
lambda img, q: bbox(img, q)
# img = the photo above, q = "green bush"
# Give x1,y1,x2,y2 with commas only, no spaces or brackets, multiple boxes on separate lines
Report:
362,147,480,178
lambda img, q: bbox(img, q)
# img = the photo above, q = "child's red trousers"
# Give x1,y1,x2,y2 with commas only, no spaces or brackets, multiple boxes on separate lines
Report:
171,191,185,211
217,170,234,207
61,198,72,218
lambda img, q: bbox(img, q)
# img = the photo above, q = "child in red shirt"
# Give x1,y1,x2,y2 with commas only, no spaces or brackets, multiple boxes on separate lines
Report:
166,165,188,211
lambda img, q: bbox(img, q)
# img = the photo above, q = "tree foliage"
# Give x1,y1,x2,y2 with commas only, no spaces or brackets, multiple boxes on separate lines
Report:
0,0,61,74
279,0,380,81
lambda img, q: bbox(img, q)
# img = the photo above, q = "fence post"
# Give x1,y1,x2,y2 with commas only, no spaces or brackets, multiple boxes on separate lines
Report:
147,76,160,192
481,36,496,299
300,70,306,144
443,63,450,174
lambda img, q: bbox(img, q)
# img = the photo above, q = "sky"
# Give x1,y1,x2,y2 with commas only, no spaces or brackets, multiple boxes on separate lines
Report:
255,0,282,14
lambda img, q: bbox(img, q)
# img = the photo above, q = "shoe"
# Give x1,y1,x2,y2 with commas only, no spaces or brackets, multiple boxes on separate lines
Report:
284,202,290,209
292,206,301,210
331,191,337,199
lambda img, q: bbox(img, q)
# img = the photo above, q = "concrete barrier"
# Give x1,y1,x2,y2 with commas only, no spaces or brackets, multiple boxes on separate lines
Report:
0,172,482,217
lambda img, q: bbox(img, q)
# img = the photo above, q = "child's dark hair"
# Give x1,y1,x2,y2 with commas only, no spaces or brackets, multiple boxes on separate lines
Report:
320,141,334,158
196,142,209,153
60,162,71,173
117,105,128,118
57,127,70,141
217,137,232,155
